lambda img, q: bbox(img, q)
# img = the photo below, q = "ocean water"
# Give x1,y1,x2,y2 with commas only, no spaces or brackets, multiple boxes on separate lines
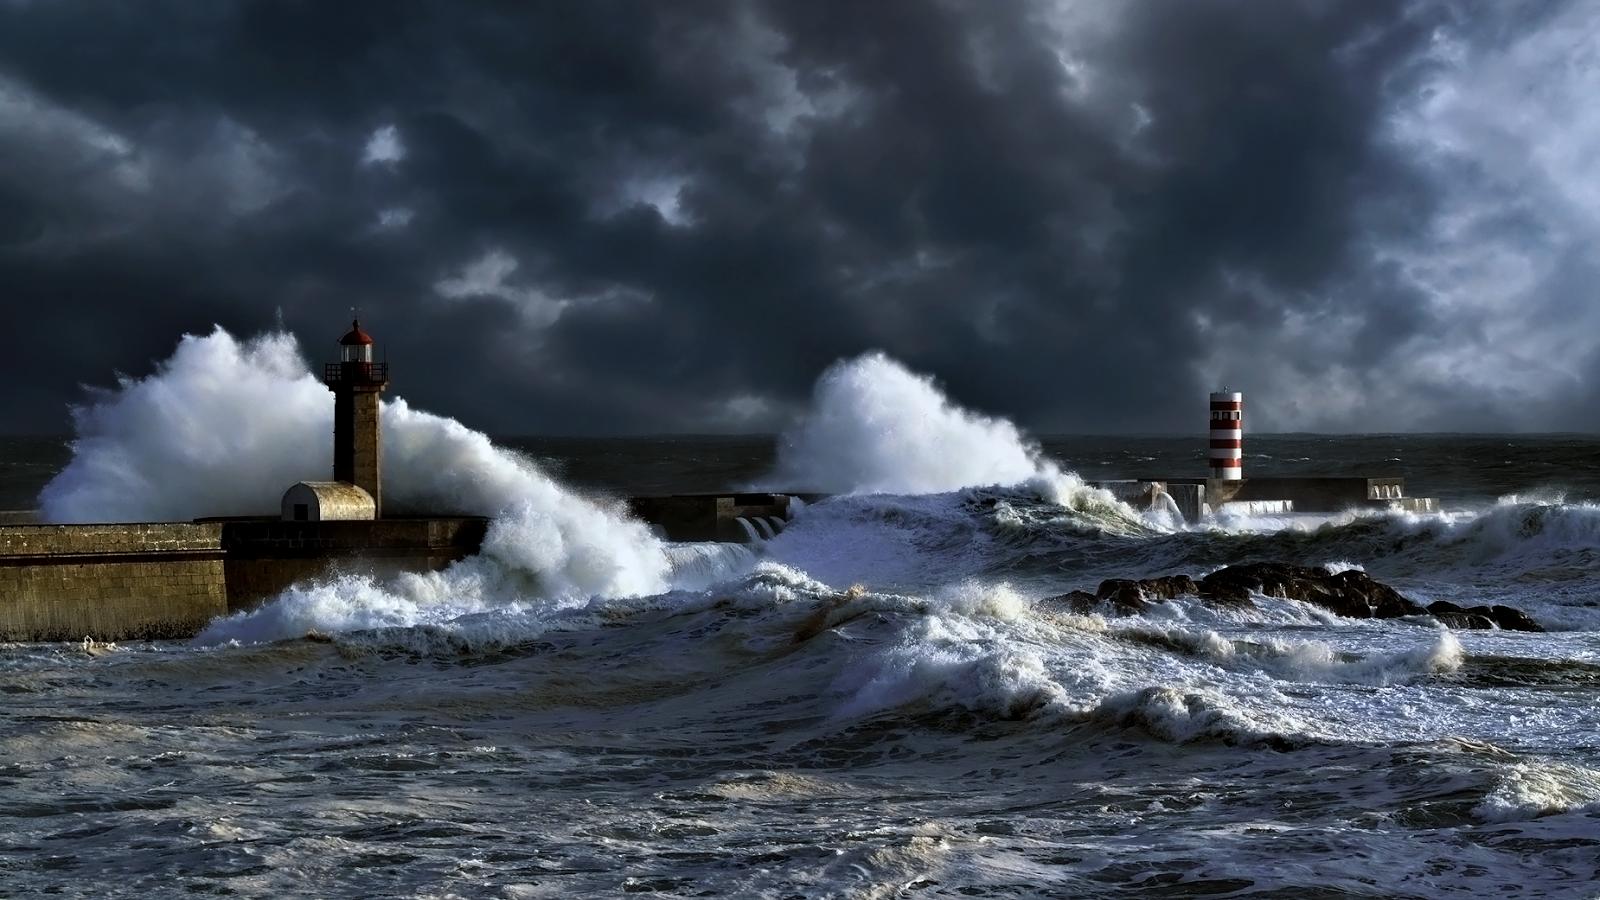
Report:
2,337,1599,897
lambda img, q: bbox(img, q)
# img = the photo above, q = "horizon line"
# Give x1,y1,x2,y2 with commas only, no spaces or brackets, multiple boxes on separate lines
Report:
5,430,1600,441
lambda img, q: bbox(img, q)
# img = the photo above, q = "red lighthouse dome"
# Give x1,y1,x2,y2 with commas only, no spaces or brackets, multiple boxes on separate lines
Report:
338,319,375,363
339,319,374,347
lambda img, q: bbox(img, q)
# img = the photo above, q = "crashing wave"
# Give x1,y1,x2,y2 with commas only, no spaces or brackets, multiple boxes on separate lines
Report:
41,328,681,639
760,351,1125,515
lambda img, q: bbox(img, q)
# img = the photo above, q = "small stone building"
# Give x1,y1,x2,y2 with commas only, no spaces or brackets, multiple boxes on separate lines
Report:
281,481,376,522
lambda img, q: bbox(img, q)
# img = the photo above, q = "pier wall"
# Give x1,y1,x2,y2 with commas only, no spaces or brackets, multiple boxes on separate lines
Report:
1199,476,1405,510
0,523,228,641
1092,476,1433,521
628,493,807,542
0,518,487,642
219,517,487,611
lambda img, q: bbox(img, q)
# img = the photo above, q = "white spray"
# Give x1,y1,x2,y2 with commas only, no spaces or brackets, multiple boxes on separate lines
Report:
40,328,675,637
41,330,330,523
764,351,1118,510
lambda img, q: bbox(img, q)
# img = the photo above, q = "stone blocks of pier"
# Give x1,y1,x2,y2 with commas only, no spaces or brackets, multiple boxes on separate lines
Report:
1091,476,1435,521
627,493,798,543
0,517,487,642
0,523,229,641
1198,476,1406,511
217,517,487,612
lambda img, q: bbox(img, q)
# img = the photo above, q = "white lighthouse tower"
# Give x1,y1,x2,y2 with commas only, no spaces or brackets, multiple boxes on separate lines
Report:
1208,390,1243,481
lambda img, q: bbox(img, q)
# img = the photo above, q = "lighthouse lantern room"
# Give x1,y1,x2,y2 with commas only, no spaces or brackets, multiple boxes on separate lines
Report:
340,325,375,363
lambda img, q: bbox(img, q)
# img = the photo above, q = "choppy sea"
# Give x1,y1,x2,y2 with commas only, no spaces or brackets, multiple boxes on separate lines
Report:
2,338,1598,897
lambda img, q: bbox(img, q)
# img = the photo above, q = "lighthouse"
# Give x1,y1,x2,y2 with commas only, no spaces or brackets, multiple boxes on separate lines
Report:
323,319,390,515
1208,390,1243,481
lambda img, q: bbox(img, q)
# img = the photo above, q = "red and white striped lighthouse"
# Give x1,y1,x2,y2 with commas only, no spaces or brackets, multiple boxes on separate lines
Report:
1208,390,1243,481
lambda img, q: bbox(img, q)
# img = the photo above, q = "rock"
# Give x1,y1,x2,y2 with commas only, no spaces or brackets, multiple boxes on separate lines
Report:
1126,575,1201,601
1424,601,1496,630
1043,563,1543,631
1046,589,1103,615
1426,600,1544,633
1199,563,1422,617
1094,579,1154,614
1045,575,1200,616
1096,575,1198,605
1486,605,1544,632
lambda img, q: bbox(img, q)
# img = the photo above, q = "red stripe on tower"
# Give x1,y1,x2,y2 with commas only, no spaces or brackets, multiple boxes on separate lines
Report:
1208,390,1244,481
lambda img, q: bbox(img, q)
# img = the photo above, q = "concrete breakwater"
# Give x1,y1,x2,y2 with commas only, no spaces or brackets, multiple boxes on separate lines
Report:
0,523,229,642
0,493,790,642
1089,476,1439,520
0,518,486,642
627,492,812,542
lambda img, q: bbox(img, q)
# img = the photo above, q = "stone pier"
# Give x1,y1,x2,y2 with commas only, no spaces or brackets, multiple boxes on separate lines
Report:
627,493,812,543
1090,476,1437,521
0,523,228,641
0,517,487,642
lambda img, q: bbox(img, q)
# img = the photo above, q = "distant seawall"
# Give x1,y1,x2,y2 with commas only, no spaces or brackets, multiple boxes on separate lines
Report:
0,518,487,642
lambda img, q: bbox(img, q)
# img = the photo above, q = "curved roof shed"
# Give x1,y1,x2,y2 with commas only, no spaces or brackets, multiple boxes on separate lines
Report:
282,481,376,522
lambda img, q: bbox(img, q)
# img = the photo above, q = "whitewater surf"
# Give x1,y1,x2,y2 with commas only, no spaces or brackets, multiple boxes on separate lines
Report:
2,330,1597,896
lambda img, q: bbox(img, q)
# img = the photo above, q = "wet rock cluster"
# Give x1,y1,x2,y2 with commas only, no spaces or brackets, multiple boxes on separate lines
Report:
1048,562,1542,632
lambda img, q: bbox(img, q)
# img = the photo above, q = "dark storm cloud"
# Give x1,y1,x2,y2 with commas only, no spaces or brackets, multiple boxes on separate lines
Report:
0,0,1590,434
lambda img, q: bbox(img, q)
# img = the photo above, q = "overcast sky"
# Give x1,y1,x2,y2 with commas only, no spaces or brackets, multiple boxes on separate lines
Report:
2,1,1597,435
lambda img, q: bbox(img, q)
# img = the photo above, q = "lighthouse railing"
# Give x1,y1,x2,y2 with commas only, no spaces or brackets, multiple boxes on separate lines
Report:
323,362,388,385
